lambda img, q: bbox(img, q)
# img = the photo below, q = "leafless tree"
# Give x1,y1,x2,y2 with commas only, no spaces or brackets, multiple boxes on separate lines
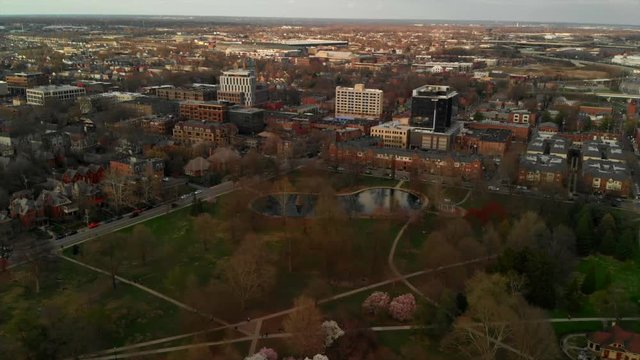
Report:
283,296,326,356
220,236,276,310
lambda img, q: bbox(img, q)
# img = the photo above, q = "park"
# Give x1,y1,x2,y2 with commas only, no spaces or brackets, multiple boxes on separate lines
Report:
1,166,639,359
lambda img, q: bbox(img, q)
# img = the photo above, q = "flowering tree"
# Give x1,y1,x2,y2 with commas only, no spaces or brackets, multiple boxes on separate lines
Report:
388,294,417,322
258,348,278,360
362,291,391,315
322,320,345,347
245,354,267,360
304,355,329,360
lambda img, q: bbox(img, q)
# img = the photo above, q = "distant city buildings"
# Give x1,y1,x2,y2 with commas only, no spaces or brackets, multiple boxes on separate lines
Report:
335,84,384,120
172,121,238,146
179,101,229,122
26,85,86,106
156,87,217,102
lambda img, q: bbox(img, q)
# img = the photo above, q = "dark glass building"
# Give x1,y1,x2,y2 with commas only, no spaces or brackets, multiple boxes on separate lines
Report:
410,85,458,132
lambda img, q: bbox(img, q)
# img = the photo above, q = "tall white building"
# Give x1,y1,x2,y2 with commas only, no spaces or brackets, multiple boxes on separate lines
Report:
26,85,86,106
335,84,383,120
219,69,257,107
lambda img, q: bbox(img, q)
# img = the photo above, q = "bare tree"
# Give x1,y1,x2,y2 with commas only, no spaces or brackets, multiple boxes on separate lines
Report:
442,273,516,360
508,298,560,360
283,296,326,356
221,236,276,310
101,170,133,214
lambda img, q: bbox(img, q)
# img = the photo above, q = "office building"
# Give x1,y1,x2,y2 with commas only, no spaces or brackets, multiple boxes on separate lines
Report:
228,106,266,134
335,84,384,120
5,72,49,95
26,85,86,106
219,69,257,107
179,101,229,122
410,85,458,132
370,121,411,148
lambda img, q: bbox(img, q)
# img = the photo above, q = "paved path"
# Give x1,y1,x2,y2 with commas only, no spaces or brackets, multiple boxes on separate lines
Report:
59,254,238,331
248,319,263,355
395,180,405,189
455,189,473,206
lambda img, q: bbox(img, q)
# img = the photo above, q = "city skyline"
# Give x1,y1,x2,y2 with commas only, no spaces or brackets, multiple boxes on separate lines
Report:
1,0,640,26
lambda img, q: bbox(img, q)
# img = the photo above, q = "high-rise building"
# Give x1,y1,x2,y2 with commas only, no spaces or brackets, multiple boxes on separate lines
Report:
410,85,458,132
26,85,86,106
335,84,383,120
219,69,257,107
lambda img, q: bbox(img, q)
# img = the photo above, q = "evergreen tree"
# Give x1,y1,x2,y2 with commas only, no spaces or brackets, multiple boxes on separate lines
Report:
615,229,636,261
564,275,583,313
599,230,616,256
576,209,594,256
581,265,597,295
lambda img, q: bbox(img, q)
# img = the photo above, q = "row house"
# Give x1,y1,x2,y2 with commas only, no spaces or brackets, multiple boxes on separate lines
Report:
517,154,566,187
582,160,632,198
467,121,531,142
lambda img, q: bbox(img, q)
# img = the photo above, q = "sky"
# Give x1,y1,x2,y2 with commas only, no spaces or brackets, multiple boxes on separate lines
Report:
1,0,639,26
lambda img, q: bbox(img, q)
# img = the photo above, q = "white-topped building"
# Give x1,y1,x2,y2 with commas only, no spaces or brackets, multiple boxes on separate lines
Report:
335,84,383,120
219,69,257,107
26,85,86,106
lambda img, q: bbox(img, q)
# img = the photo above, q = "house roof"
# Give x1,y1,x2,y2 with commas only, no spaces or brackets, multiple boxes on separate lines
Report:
588,325,640,354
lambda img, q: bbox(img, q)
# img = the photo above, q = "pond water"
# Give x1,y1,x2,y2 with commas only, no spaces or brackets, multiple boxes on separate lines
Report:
251,188,424,218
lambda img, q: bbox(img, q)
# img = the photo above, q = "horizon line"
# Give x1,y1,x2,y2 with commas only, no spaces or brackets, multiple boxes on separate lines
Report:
0,14,638,28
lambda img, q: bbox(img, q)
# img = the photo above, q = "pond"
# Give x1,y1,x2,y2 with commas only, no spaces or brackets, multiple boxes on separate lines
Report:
251,188,424,218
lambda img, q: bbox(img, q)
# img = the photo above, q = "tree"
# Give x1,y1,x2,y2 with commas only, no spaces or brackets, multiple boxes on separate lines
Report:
563,275,584,313
575,208,594,256
221,237,276,310
0,241,13,272
473,112,484,121
96,234,126,290
508,298,560,360
581,265,597,295
130,225,154,264
442,273,516,360
615,229,636,261
284,296,326,356
388,294,417,322
102,169,133,214
362,291,391,316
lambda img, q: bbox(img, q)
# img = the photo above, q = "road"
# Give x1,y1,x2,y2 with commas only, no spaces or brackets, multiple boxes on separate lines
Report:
8,181,237,269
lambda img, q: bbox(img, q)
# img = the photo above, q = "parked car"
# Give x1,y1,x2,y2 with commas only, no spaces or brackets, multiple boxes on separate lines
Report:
88,222,100,229
130,210,141,218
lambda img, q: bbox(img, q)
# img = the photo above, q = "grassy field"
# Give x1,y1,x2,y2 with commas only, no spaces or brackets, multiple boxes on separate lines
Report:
0,258,188,357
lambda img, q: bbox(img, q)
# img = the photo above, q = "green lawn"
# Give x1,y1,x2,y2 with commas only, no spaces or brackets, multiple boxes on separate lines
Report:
0,258,188,358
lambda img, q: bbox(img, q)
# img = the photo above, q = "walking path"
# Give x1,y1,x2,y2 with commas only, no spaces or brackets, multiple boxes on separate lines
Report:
248,319,263,355
58,254,240,332
395,180,405,189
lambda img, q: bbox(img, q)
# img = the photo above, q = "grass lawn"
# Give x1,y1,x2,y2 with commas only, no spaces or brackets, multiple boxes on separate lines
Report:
0,258,188,357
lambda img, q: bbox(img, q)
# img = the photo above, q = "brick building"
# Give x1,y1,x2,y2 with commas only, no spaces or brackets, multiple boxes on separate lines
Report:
467,120,531,142
328,137,482,180
179,101,229,122
156,87,217,101
173,121,238,147
517,154,566,187
109,158,165,177
457,128,512,156
587,325,640,359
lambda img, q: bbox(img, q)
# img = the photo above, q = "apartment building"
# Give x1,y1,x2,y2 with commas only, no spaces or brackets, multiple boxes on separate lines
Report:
179,101,229,122
109,157,165,178
410,85,458,132
219,69,257,107
173,121,238,146
26,85,86,106
156,87,217,101
335,84,384,120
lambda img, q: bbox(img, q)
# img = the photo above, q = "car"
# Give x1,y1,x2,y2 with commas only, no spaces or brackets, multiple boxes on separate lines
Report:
88,222,100,229
487,185,500,191
130,210,141,218
195,190,203,195
162,177,170,182
171,203,179,208
55,233,65,240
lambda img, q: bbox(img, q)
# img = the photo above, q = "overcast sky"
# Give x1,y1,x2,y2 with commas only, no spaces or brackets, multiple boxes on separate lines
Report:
1,0,639,25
